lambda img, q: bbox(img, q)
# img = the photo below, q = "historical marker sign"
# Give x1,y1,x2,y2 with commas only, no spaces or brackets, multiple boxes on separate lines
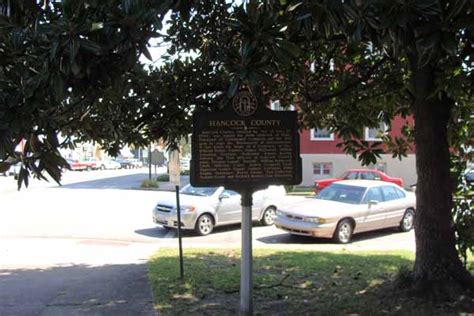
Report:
191,91,302,315
190,91,302,190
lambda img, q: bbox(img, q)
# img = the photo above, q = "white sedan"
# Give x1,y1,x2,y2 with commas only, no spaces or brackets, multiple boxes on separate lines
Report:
153,184,286,235
275,180,415,243
98,160,121,170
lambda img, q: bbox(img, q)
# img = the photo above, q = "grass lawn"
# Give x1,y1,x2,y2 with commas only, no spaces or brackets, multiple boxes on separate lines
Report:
148,248,474,315
286,186,315,196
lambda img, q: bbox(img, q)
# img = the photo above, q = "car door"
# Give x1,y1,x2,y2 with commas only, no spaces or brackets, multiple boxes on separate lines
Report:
250,189,267,220
380,185,407,227
357,187,386,232
215,189,241,224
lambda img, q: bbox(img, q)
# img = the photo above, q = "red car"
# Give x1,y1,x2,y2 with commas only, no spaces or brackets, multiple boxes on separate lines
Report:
314,169,404,193
66,159,88,171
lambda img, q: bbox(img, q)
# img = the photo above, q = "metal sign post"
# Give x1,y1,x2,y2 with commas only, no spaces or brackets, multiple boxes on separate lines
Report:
175,185,184,280
240,190,253,315
169,149,183,280
148,145,152,181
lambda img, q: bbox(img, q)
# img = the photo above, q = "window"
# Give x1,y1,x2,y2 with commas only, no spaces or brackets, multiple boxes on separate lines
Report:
363,187,384,203
271,100,295,111
310,128,334,141
0,3,10,17
341,171,358,180
222,189,239,196
365,123,388,141
368,162,387,173
317,184,366,204
381,186,400,201
313,162,333,176
395,187,406,198
360,171,381,180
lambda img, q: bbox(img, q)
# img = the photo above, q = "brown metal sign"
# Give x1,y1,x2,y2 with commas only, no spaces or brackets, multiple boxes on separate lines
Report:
190,92,302,190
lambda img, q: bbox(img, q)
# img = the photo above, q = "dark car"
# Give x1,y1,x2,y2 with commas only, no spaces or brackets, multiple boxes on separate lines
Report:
465,169,474,187
116,158,133,169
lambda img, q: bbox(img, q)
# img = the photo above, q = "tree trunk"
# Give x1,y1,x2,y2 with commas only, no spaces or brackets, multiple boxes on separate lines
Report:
411,65,474,296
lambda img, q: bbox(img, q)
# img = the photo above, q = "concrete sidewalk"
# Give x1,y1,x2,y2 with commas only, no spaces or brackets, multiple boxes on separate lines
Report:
0,238,158,316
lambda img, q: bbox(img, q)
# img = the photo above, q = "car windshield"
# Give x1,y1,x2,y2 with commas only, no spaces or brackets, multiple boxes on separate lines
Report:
180,185,217,196
316,183,366,204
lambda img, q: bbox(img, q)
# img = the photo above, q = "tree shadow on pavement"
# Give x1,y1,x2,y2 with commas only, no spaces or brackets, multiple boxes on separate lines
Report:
0,263,157,316
55,172,189,191
55,172,151,190
257,227,406,245
135,223,252,240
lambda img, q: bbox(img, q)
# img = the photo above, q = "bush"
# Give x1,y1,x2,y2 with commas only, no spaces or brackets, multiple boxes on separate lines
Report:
451,155,474,266
180,169,190,175
284,185,295,192
156,174,170,182
141,179,159,188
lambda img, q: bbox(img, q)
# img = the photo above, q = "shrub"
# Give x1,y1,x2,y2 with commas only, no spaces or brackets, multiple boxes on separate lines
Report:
141,179,159,188
284,185,295,192
156,174,170,182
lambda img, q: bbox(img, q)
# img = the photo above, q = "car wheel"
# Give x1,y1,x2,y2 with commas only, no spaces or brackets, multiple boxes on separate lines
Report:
195,214,214,236
260,207,276,226
333,219,353,244
100,165,105,170
399,209,415,232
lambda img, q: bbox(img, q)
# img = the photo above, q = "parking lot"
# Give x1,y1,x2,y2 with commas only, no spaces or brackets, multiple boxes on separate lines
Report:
1,168,415,259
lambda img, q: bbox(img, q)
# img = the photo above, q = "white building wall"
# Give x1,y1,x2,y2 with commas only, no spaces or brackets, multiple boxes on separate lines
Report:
300,153,417,189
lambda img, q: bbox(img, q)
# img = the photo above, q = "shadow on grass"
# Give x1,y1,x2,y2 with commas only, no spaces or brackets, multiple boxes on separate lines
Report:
148,248,473,315
0,263,155,315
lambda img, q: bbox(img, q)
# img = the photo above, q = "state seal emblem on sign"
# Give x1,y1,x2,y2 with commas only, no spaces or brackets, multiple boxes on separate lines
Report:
232,91,257,117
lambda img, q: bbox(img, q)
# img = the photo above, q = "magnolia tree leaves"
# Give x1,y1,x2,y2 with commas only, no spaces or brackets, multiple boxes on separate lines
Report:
0,0,187,188
1,0,473,196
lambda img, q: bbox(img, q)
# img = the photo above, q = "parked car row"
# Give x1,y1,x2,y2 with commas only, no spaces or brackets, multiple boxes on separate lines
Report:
152,180,416,243
1,162,21,178
65,158,144,171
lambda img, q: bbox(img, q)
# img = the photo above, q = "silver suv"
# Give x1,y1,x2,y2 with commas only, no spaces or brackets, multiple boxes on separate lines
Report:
152,184,286,235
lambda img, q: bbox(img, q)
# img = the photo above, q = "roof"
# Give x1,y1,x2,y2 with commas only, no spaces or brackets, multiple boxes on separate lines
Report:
345,169,384,173
334,180,398,188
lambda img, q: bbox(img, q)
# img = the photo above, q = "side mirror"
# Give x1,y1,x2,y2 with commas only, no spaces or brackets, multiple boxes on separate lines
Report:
219,192,231,200
368,200,379,206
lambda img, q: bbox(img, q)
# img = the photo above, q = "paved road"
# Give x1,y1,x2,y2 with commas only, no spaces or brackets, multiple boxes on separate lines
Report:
0,170,415,315
1,169,164,316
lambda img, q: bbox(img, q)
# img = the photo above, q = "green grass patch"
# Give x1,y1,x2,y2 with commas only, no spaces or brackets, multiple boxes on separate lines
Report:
286,186,315,196
149,248,449,315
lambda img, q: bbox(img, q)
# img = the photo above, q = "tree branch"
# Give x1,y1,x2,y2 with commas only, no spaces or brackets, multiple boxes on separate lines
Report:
304,56,388,104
